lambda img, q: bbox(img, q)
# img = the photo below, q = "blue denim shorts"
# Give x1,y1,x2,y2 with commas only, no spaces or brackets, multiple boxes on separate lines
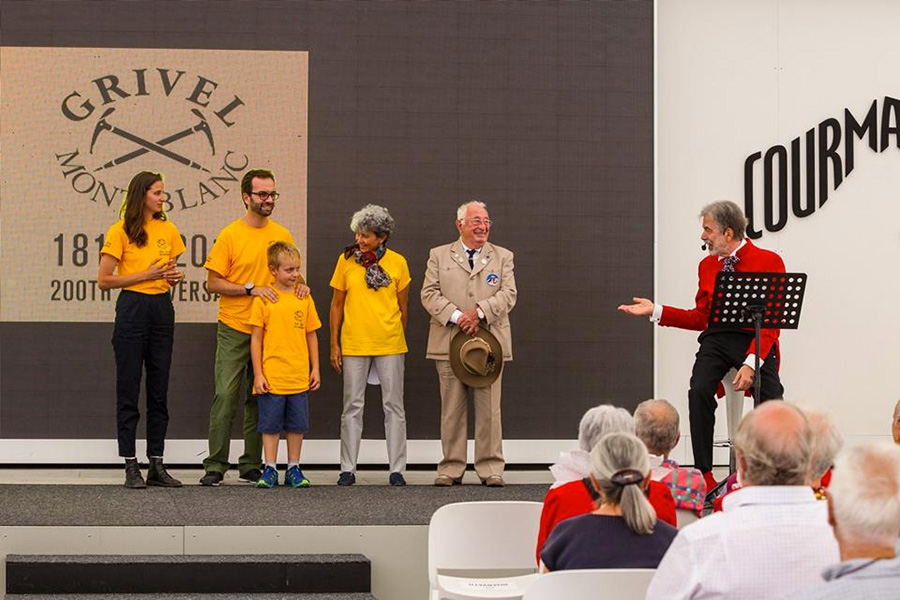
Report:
257,392,309,434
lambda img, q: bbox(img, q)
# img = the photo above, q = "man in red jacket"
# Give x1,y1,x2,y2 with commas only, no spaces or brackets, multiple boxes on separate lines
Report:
618,201,785,488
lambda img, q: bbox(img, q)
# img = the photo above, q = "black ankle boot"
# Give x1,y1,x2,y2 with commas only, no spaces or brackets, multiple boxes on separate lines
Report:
124,458,146,489
147,457,182,488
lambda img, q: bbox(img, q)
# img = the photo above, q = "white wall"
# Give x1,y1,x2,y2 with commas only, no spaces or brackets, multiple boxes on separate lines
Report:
657,0,899,460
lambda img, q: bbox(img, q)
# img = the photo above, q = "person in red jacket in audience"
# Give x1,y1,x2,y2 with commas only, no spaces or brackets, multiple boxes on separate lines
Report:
619,200,786,490
535,404,676,564
540,433,678,572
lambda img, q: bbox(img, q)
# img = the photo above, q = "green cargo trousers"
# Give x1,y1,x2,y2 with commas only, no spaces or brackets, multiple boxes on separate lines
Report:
202,321,261,476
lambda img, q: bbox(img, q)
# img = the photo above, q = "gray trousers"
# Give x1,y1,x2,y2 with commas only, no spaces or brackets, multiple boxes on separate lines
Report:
340,354,407,473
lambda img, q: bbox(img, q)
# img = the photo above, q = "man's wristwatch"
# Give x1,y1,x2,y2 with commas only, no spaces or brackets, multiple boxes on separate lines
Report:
244,282,255,296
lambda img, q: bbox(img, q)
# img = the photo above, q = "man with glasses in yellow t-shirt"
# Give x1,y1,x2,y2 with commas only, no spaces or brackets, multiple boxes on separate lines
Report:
200,169,307,486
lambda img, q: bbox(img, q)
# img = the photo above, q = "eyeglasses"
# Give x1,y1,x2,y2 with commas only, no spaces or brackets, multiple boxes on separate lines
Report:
462,218,493,227
249,191,280,201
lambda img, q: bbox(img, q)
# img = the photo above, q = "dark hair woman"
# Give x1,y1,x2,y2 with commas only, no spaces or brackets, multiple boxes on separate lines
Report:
98,171,185,489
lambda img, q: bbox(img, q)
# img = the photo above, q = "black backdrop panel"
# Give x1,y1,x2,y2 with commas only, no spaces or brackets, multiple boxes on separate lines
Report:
0,0,654,446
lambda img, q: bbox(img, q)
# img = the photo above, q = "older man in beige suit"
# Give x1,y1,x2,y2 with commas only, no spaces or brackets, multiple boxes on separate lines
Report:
422,200,517,487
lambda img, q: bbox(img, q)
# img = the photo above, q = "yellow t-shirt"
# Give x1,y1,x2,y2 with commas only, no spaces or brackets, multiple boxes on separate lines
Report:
248,291,321,395
101,217,186,294
329,248,410,356
204,218,295,334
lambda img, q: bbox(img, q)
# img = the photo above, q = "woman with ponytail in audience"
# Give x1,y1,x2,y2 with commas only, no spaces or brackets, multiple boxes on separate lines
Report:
98,171,185,489
540,432,678,572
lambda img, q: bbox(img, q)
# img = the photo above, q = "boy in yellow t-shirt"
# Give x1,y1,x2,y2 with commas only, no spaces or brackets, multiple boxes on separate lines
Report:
248,242,321,488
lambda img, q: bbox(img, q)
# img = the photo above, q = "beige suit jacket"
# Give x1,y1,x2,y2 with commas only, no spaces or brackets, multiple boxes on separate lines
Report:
421,240,517,361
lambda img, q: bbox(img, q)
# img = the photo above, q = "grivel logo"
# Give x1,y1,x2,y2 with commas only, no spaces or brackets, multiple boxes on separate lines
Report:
744,96,900,239
55,68,251,212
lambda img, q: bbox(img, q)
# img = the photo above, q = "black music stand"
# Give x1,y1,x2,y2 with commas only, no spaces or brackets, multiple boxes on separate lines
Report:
703,271,808,508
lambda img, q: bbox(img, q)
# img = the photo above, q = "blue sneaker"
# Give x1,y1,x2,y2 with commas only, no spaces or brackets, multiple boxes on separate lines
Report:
256,466,279,488
285,466,311,488
337,471,356,486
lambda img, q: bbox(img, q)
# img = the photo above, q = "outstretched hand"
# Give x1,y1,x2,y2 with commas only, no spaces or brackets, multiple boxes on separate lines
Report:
617,297,654,317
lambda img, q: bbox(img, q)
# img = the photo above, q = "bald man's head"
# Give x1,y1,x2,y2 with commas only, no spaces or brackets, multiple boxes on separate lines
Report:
734,402,812,487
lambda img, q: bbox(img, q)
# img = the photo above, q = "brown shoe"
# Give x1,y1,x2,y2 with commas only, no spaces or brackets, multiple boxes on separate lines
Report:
482,475,505,487
434,474,462,486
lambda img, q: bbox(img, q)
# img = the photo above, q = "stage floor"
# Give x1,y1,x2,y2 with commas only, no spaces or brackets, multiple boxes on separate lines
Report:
0,467,553,488
0,468,554,527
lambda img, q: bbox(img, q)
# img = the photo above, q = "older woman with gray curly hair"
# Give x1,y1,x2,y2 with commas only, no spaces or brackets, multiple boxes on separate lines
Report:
540,432,677,572
329,204,411,487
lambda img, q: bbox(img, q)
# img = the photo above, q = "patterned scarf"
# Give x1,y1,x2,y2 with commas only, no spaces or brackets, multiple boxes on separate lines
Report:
343,243,392,290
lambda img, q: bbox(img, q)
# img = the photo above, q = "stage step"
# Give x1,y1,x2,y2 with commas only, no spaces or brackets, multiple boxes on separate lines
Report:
5,554,371,595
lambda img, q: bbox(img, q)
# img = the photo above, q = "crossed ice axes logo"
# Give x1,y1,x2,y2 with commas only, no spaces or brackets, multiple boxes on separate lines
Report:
90,107,215,173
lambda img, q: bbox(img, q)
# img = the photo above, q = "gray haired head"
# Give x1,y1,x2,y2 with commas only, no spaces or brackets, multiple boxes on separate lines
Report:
350,204,395,240
830,442,900,547
795,404,843,483
457,200,488,221
634,399,680,456
590,432,656,535
578,405,635,452
734,402,812,487
700,200,748,241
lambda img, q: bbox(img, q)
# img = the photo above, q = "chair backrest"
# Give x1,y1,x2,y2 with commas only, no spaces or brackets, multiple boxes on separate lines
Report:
428,501,544,588
676,508,700,529
522,569,656,600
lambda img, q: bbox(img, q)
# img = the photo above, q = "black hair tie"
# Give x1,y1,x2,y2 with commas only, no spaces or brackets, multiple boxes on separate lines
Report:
610,469,644,486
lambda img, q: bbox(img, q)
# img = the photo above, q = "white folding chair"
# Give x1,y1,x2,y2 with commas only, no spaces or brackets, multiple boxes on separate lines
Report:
522,569,656,600
428,500,543,600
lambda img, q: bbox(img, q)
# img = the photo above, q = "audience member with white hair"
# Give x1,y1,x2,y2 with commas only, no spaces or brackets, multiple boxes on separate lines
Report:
800,404,843,495
540,432,677,571
635,398,707,514
647,402,839,600
784,442,900,599
548,404,634,485
535,404,676,563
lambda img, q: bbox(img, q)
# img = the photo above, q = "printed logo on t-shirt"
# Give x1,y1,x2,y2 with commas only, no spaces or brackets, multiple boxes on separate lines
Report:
293,309,305,329
156,238,171,258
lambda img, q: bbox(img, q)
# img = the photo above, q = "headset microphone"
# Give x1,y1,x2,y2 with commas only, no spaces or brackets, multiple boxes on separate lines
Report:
701,243,707,251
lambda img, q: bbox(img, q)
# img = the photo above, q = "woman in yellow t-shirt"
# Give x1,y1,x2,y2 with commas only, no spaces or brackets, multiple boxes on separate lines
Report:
98,171,186,489
329,204,411,487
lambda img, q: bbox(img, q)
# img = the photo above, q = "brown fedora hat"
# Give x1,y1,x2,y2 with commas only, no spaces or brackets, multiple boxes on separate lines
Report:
449,328,504,388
